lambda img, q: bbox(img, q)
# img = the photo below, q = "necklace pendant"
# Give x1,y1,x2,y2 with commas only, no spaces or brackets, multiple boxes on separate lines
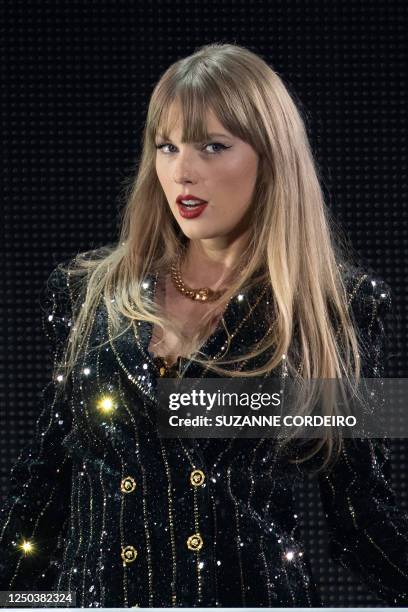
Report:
195,288,209,301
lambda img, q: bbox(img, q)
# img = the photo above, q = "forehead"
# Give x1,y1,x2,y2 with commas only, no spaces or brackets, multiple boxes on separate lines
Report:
157,100,231,142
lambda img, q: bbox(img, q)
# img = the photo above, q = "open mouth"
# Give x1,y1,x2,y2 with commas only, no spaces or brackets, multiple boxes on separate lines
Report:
177,200,208,218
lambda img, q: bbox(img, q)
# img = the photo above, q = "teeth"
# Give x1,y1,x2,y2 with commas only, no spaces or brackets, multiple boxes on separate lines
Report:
180,199,206,207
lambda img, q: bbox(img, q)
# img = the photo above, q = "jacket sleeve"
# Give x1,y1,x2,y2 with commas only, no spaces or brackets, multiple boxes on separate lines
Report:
0,262,75,591
317,273,408,605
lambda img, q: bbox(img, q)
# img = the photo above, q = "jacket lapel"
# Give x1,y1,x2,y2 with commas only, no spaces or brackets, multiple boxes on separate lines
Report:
105,272,274,405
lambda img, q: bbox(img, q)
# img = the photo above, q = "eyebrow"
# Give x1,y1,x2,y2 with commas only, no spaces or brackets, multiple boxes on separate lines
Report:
157,132,232,141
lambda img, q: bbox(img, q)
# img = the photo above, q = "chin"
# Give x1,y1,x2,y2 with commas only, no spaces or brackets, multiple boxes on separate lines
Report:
178,224,227,240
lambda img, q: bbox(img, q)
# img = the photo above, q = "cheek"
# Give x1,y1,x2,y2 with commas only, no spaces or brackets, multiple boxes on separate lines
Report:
155,157,171,186
155,159,165,184
215,157,258,208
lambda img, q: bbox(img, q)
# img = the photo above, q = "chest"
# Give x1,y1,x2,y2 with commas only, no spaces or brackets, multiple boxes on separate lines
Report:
147,274,223,361
147,308,222,363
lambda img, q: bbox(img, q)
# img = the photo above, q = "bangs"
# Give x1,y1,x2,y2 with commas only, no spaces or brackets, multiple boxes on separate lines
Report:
151,89,216,144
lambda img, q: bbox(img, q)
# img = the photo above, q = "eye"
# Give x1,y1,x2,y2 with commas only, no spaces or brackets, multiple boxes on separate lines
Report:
155,142,229,155
155,143,177,154
203,142,228,154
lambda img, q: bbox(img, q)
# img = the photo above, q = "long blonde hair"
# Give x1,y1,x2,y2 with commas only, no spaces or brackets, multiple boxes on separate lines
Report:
58,42,364,471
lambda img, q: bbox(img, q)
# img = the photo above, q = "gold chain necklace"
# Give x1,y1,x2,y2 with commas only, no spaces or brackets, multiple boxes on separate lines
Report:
170,253,225,302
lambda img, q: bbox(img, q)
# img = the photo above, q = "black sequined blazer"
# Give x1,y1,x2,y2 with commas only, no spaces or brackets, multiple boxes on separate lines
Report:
1,256,407,608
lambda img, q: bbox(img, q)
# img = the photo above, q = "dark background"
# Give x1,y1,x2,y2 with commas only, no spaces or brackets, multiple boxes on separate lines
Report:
1,0,407,606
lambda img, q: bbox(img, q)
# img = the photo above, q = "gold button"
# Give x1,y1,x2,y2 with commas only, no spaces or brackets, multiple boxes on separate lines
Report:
186,533,203,551
190,469,205,487
121,476,137,493
121,545,138,564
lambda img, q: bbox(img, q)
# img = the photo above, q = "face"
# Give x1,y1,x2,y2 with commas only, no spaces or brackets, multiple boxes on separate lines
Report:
155,101,260,243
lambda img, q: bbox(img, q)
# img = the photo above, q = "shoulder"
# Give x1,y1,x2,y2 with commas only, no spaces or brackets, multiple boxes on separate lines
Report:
42,257,75,314
40,248,102,333
339,263,393,325
40,256,78,349
44,245,112,303
339,263,395,376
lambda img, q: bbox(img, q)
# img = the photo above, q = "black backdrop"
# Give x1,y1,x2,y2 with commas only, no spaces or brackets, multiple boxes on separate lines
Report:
1,0,407,606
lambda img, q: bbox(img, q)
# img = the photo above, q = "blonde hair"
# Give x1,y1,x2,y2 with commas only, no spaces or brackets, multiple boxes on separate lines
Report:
57,42,364,471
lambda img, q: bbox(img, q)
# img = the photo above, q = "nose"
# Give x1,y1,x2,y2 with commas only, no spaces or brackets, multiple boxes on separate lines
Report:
173,148,197,184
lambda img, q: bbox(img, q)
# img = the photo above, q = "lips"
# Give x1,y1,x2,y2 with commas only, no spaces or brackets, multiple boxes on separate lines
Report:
176,194,209,219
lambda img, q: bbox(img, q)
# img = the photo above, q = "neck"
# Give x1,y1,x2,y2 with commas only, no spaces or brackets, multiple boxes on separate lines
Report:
180,232,250,290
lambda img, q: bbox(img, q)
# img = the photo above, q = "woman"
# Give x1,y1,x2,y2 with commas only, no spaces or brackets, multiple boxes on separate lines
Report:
1,42,407,608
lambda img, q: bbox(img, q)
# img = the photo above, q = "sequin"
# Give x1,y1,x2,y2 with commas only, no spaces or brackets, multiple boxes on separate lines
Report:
19,540,34,555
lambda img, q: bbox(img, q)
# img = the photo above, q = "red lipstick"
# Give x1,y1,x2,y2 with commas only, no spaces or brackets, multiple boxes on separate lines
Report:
177,202,208,218
176,194,208,219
